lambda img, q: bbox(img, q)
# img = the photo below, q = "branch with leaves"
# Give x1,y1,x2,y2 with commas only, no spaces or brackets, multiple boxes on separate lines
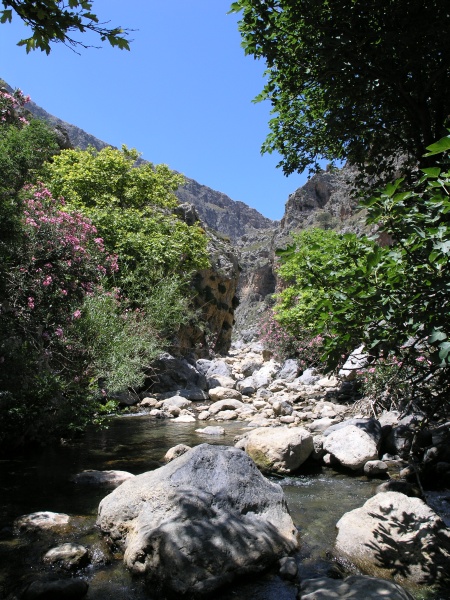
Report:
1,0,131,53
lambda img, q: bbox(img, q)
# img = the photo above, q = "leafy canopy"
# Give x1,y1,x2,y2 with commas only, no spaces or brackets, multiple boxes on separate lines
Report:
231,0,450,182
1,0,131,53
43,145,210,298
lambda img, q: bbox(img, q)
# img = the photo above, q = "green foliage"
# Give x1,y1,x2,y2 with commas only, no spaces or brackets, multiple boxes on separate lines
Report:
1,0,131,53
232,0,450,183
275,139,450,417
276,228,376,354
70,291,162,397
43,145,210,298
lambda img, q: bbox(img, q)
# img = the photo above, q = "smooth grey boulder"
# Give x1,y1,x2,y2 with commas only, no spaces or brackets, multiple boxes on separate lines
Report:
323,417,382,443
335,492,450,586
252,363,278,389
363,460,389,477
206,360,231,378
240,427,314,474
97,444,298,597
323,423,380,470
208,387,242,402
161,395,192,411
299,575,414,599
208,398,244,414
195,426,225,436
151,353,207,392
236,376,256,395
206,374,236,389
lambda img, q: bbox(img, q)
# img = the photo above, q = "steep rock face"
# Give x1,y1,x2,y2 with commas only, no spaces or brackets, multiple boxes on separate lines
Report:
177,178,275,241
177,227,240,356
233,167,363,340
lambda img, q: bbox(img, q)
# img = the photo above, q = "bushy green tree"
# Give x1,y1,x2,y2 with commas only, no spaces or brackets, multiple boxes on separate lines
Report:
231,0,450,183
43,145,210,300
275,140,450,418
1,0,131,53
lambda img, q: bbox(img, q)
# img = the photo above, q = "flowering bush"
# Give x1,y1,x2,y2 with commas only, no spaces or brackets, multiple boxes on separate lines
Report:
9,183,118,338
0,86,30,126
0,184,120,445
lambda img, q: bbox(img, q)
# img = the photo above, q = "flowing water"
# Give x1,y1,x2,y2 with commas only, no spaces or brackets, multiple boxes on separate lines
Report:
0,414,382,599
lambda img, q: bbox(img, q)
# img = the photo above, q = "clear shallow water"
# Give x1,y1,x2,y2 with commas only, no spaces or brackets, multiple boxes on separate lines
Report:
0,416,379,599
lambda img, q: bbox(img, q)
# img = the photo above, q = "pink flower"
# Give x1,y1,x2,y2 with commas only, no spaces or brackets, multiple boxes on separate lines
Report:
73,309,82,319
55,327,64,337
27,297,35,309
42,275,52,286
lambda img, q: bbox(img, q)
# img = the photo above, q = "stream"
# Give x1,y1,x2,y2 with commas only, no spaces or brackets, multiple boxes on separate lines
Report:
0,414,389,599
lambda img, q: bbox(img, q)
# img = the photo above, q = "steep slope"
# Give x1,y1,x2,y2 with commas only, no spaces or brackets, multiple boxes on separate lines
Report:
24,98,275,240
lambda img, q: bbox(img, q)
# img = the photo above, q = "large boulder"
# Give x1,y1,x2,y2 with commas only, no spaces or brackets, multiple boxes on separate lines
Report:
97,444,298,597
323,420,381,470
149,354,207,393
299,575,414,600
335,492,450,587
277,359,299,382
240,427,314,474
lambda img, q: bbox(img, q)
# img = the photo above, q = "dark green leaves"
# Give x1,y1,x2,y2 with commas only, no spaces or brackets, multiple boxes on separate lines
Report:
1,0,132,52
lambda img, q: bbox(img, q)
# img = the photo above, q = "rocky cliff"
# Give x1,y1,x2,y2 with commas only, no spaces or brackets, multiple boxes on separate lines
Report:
25,98,275,241
22,88,362,348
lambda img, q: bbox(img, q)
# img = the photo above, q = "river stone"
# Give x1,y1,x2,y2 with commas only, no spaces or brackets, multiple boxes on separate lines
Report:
335,491,450,586
323,424,379,470
299,575,414,599
241,427,314,474
206,360,230,378
43,543,89,570
14,511,70,532
279,556,298,580
177,387,209,401
252,363,278,389
237,376,256,395
71,470,135,487
209,398,244,414
22,579,89,600
171,414,195,423
196,426,225,436
277,359,299,382
97,444,299,596
163,444,191,462
207,374,236,389
208,387,242,402
161,395,192,411
363,460,389,477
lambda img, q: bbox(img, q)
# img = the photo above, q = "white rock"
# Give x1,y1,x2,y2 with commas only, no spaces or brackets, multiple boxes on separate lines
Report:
323,424,379,470
208,387,243,402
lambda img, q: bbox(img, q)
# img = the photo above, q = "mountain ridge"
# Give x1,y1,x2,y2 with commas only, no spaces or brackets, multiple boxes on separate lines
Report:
24,97,276,241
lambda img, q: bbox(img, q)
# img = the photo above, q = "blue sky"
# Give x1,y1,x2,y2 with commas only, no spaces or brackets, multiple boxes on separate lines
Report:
0,0,314,220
